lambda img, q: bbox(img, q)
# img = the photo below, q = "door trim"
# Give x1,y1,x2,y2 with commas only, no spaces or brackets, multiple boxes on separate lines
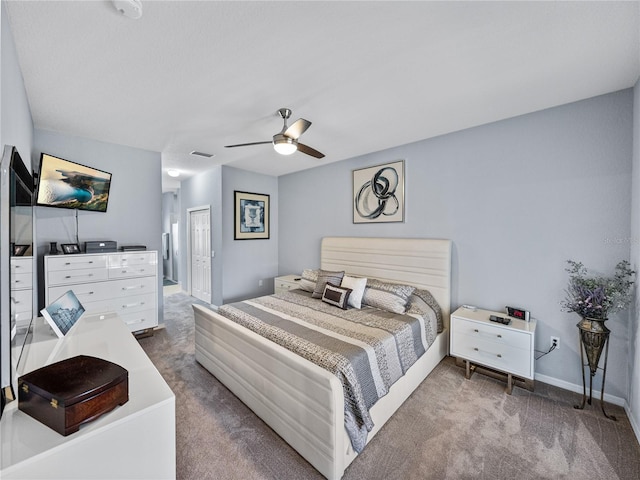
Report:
186,205,211,302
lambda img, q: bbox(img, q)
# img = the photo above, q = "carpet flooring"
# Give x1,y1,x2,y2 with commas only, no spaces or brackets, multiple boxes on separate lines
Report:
138,292,640,480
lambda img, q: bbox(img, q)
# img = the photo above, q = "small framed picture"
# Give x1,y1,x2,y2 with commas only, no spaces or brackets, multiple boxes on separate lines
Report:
12,244,29,256
61,243,81,254
41,290,85,337
234,191,270,240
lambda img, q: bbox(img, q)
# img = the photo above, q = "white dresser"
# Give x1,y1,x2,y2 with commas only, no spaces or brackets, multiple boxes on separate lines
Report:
44,251,158,333
450,306,536,394
10,257,33,330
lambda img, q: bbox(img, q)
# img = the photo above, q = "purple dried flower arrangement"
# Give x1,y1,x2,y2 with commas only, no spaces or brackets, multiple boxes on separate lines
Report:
562,260,635,320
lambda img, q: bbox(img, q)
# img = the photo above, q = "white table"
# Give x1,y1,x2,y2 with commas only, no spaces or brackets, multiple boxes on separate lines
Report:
1,313,175,479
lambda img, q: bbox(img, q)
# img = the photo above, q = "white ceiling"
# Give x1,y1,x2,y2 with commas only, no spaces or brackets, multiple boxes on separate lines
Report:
5,1,640,192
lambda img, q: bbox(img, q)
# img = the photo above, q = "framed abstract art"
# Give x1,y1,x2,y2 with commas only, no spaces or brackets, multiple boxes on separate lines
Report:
353,160,405,223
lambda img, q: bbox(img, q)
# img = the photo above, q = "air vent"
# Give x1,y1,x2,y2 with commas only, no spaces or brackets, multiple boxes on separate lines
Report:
190,151,215,158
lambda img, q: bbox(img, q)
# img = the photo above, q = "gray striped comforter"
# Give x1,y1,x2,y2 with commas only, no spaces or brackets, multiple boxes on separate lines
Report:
217,289,438,452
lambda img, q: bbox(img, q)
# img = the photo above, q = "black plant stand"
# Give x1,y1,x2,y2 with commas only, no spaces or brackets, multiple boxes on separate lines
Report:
574,319,616,421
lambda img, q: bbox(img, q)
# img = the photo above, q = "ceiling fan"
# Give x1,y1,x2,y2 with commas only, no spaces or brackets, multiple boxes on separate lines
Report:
225,108,325,159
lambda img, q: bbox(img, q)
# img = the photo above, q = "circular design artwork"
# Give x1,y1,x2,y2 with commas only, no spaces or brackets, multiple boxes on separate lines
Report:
355,166,400,219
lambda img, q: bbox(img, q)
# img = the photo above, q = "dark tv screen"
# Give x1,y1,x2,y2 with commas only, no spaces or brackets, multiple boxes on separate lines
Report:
35,153,112,212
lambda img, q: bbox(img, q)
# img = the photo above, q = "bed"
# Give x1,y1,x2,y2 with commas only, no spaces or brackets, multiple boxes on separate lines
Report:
193,237,451,479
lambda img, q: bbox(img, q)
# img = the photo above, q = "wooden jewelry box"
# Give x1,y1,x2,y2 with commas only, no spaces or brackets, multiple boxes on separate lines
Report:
18,355,129,436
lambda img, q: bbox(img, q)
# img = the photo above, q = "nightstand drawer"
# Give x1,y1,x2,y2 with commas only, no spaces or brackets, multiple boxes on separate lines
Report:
452,332,531,378
452,317,530,350
274,274,301,294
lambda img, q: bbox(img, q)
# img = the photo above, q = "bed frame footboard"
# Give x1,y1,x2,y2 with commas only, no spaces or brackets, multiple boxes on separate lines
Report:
193,304,448,479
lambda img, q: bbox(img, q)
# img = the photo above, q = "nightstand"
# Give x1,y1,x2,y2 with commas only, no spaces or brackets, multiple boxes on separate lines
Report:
450,306,536,394
274,274,302,294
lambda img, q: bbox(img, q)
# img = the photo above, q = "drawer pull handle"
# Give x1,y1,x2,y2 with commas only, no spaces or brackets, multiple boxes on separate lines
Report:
64,261,93,266
497,354,502,358
122,285,144,291
125,318,145,325
123,302,144,309
497,334,502,338
473,347,479,351
473,329,479,333
65,273,93,279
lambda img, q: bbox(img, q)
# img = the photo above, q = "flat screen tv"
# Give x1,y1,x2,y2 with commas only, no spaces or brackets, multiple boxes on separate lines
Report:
35,153,112,212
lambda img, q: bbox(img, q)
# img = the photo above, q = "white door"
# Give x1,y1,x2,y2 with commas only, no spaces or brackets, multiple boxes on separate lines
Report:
188,207,211,303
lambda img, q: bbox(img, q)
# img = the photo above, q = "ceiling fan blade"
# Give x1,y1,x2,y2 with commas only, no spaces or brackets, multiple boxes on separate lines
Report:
224,141,272,148
284,118,311,140
297,143,325,159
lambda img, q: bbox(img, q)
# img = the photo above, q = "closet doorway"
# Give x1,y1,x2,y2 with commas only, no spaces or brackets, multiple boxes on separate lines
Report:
187,206,212,304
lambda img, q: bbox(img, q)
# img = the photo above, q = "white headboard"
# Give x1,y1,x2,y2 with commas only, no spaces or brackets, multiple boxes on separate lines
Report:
320,237,452,326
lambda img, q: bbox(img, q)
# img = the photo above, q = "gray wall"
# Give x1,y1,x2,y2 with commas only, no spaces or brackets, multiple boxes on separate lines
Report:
221,166,278,303
179,166,223,306
33,129,164,319
630,79,640,438
178,165,278,306
279,89,634,400
1,1,33,170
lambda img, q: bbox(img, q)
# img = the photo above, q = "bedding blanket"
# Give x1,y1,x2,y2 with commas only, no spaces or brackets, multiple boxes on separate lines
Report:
217,290,439,452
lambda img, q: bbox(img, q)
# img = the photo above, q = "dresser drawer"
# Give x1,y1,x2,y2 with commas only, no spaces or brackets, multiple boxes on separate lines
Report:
11,272,33,290
452,332,532,378
119,308,157,332
451,317,531,351
47,255,107,272
108,252,156,268
47,267,109,287
11,289,33,313
84,293,154,316
11,257,33,274
109,276,157,297
48,283,111,305
108,264,156,279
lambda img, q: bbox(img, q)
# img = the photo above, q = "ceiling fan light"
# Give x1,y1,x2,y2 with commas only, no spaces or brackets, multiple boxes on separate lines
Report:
167,169,180,177
273,136,297,155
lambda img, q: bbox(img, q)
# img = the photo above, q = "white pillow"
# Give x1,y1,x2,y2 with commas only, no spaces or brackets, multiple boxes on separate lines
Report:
341,276,367,309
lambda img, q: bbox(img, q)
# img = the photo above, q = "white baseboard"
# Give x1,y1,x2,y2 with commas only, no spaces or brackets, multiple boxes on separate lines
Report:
625,403,640,445
534,372,626,407
535,372,640,445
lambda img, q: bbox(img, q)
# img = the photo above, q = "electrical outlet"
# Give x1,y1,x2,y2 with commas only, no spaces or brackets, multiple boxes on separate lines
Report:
551,336,560,350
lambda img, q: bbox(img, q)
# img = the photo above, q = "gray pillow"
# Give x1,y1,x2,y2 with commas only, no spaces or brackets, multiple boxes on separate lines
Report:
362,278,415,314
299,268,318,293
312,270,345,298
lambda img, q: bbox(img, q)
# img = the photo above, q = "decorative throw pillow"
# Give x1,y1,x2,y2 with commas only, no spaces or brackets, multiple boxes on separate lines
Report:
321,282,352,310
340,276,367,309
406,288,444,332
362,278,415,314
298,268,318,293
311,270,345,298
